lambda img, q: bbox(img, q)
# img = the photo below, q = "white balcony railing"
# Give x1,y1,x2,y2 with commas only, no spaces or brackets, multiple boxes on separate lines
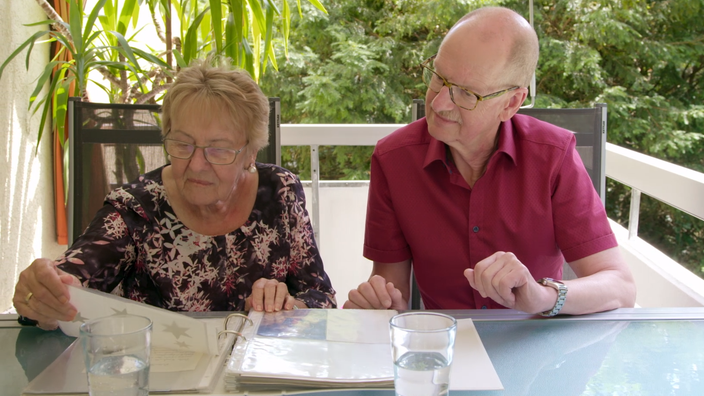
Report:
281,124,704,308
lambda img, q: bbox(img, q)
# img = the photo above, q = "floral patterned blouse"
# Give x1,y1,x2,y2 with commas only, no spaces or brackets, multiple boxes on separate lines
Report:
57,163,337,311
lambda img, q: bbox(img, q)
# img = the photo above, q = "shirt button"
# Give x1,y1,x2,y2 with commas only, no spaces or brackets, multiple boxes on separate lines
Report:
473,226,480,233
481,305,487,309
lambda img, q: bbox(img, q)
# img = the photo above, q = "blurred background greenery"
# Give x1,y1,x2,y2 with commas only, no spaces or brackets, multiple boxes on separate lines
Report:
257,0,704,280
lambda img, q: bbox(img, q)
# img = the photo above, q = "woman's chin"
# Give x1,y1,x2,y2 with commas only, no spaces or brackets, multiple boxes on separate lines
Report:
181,190,220,208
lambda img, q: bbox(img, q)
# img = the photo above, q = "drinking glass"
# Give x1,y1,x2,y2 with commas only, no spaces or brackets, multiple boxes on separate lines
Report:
80,314,152,396
390,312,457,396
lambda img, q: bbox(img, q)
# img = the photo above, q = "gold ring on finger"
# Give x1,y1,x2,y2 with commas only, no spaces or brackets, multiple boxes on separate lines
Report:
25,291,34,304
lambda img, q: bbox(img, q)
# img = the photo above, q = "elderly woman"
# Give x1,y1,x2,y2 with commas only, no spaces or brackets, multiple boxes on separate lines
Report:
13,60,336,330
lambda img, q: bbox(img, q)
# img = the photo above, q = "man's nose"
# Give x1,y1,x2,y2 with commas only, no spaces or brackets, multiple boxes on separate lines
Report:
431,85,456,112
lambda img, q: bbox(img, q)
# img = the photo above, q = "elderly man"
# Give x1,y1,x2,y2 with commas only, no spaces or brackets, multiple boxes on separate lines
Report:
344,6,636,315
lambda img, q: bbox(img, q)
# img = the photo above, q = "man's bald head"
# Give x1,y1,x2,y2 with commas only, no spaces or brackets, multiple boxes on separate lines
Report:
442,7,539,88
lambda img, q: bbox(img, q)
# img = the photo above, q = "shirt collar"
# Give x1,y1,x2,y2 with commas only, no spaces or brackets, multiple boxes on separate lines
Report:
422,118,519,170
496,118,518,166
422,132,449,169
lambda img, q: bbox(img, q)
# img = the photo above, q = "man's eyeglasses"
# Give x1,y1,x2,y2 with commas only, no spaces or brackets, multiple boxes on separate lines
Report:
163,137,246,165
420,54,520,111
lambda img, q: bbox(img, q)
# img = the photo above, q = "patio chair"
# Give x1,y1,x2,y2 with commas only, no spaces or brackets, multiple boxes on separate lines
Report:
67,97,281,245
408,100,608,309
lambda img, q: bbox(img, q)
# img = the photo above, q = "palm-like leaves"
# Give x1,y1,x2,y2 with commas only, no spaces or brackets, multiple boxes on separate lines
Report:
0,0,162,147
2,0,329,148
172,0,327,80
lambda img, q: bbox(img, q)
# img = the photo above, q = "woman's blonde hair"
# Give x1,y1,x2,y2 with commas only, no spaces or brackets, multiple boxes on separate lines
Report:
161,57,270,155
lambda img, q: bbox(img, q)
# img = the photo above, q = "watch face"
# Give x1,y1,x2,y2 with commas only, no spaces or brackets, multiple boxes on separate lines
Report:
540,278,557,288
538,278,567,317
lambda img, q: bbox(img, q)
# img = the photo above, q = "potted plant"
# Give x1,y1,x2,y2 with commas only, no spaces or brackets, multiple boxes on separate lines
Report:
0,0,327,243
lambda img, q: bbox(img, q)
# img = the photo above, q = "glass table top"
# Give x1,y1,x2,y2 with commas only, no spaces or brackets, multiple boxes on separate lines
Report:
2,309,703,396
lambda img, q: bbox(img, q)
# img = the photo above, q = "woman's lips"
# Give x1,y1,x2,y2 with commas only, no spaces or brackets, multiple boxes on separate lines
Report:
187,178,213,186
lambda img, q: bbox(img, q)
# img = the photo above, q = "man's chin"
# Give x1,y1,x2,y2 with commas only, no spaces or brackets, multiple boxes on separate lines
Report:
427,114,460,139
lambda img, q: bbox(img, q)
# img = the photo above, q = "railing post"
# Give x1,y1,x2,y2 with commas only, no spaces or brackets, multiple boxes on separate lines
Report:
310,145,321,247
628,188,641,239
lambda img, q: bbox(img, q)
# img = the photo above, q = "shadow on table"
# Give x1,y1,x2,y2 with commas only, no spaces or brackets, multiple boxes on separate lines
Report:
15,326,75,382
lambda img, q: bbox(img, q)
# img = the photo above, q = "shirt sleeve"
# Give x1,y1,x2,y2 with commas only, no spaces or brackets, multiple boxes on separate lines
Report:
282,174,337,308
552,136,618,262
363,149,413,263
56,202,138,293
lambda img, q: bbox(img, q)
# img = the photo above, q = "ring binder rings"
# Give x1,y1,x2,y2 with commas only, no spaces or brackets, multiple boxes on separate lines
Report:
218,313,253,342
218,330,246,341
224,312,253,328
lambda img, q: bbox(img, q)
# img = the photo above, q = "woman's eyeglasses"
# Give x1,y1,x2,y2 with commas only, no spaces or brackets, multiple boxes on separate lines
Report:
163,138,246,165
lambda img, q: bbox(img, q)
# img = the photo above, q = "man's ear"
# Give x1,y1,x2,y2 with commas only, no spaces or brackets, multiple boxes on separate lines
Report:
499,88,528,122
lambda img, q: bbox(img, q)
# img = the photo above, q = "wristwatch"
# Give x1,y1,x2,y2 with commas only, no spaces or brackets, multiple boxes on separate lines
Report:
537,278,568,317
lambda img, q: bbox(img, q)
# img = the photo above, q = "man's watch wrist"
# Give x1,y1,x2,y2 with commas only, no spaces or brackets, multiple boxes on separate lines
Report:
537,278,568,317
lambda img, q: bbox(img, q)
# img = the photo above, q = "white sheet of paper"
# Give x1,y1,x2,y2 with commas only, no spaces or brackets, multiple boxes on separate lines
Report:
58,285,218,355
449,318,504,390
150,346,203,372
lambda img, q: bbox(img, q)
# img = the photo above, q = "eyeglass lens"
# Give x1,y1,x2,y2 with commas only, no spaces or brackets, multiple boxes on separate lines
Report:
164,139,239,165
422,67,478,110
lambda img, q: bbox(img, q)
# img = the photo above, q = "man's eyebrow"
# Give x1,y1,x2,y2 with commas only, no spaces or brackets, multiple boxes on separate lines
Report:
437,70,475,93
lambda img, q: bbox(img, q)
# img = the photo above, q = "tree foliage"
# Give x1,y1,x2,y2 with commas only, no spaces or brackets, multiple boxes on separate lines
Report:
259,0,704,278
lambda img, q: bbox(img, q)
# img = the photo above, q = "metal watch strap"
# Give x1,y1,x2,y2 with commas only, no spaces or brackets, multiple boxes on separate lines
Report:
538,278,568,317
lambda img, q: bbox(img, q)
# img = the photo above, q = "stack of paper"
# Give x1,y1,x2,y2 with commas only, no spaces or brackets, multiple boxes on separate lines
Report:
222,309,504,394
224,309,397,392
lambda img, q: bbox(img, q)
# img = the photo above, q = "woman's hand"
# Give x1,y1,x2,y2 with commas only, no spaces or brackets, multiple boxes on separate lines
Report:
13,258,81,330
245,278,303,312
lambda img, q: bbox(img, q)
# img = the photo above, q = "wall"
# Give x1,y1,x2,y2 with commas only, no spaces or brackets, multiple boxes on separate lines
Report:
302,184,373,307
0,0,67,311
611,220,704,307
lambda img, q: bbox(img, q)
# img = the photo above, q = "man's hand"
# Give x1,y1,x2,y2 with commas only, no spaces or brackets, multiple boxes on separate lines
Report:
343,275,407,310
464,252,555,314
245,278,302,312
13,258,81,330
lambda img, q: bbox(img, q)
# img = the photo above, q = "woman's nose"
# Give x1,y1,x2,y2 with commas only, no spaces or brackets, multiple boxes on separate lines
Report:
187,147,211,169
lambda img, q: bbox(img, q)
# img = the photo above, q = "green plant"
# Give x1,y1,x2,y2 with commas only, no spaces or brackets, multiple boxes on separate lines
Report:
260,0,704,279
143,0,328,81
0,0,164,148
1,0,328,243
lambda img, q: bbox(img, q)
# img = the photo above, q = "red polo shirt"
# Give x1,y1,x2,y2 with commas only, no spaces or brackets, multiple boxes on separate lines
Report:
363,115,617,309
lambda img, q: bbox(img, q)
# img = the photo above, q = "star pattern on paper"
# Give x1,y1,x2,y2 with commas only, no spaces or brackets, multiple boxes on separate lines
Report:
175,341,190,349
162,321,191,340
111,307,128,315
72,312,88,323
